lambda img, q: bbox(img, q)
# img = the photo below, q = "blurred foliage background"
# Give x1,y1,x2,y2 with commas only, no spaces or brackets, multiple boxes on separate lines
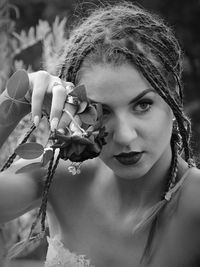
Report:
0,0,200,265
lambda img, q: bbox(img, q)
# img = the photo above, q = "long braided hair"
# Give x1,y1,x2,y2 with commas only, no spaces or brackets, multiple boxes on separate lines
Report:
56,1,195,264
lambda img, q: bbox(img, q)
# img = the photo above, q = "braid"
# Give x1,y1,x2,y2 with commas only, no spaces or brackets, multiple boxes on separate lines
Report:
66,44,95,83
40,150,61,232
5,127,61,259
60,26,106,82
168,134,179,190
26,148,56,238
27,149,61,242
0,123,36,172
138,34,183,99
140,126,179,264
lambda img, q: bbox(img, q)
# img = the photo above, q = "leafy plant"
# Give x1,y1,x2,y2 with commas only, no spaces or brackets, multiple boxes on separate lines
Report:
2,70,107,174
0,69,107,260
0,2,71,262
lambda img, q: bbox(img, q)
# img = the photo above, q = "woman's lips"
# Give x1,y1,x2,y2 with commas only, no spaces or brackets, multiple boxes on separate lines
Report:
114,152,143,165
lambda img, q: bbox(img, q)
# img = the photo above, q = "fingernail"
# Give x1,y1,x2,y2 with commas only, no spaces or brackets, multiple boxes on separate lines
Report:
50,117,59,131
57,128,65,134
33,115,40,127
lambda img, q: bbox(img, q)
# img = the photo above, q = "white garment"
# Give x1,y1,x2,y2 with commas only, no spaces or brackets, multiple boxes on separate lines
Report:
44,235,94,267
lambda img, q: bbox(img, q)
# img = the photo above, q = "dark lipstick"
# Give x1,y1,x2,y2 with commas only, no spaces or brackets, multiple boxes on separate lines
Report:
114,152,143,165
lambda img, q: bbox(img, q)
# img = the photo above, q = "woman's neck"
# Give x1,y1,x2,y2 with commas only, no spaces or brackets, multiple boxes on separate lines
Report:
93,152,189,233
98,146,173,215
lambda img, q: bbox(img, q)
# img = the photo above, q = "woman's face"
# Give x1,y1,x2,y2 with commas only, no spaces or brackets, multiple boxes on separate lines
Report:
79,63,173,179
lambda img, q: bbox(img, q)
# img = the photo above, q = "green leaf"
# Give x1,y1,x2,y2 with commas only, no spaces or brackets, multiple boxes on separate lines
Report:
79,105,97,125
15,162,42,174
77,101,88,113
7,70,29,100
41,148,53,166
0,99,19,126
69,85,87,102
15,142,44,159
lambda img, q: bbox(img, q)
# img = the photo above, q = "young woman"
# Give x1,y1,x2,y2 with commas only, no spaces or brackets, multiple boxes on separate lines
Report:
0,2,200,267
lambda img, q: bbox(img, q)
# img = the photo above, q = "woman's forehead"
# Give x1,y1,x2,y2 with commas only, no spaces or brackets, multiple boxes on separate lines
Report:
79,63,154,102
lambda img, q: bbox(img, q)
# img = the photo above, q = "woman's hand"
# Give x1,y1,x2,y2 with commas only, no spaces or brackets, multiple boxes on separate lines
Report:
28,71,77,132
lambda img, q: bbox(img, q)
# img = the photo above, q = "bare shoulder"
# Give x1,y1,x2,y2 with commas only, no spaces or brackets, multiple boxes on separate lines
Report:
0,157,47,222
48,157,100,197
52,157,99,181
178,166,200,224
174,166,200,258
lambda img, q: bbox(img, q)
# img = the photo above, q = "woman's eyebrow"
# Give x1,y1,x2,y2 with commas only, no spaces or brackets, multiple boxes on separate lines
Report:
129,88,155,104
88,88,155,104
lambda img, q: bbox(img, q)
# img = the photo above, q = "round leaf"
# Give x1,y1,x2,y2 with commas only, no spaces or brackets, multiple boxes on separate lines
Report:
0,99,19,126
79,106,97,125
16,162,42,174
15,142,44,159
77,101,88,113
69,85,87,102
7,70,29,100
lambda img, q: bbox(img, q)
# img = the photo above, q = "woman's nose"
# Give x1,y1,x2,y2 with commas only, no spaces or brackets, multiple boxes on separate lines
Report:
112,117,137,145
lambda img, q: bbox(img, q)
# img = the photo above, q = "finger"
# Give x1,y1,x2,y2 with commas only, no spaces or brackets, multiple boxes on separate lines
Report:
57,102,77,132
29,71,51,126
31,81,48,127
50,82,68,130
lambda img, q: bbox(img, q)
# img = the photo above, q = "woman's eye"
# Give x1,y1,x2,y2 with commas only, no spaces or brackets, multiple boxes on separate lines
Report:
134,100,153,112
